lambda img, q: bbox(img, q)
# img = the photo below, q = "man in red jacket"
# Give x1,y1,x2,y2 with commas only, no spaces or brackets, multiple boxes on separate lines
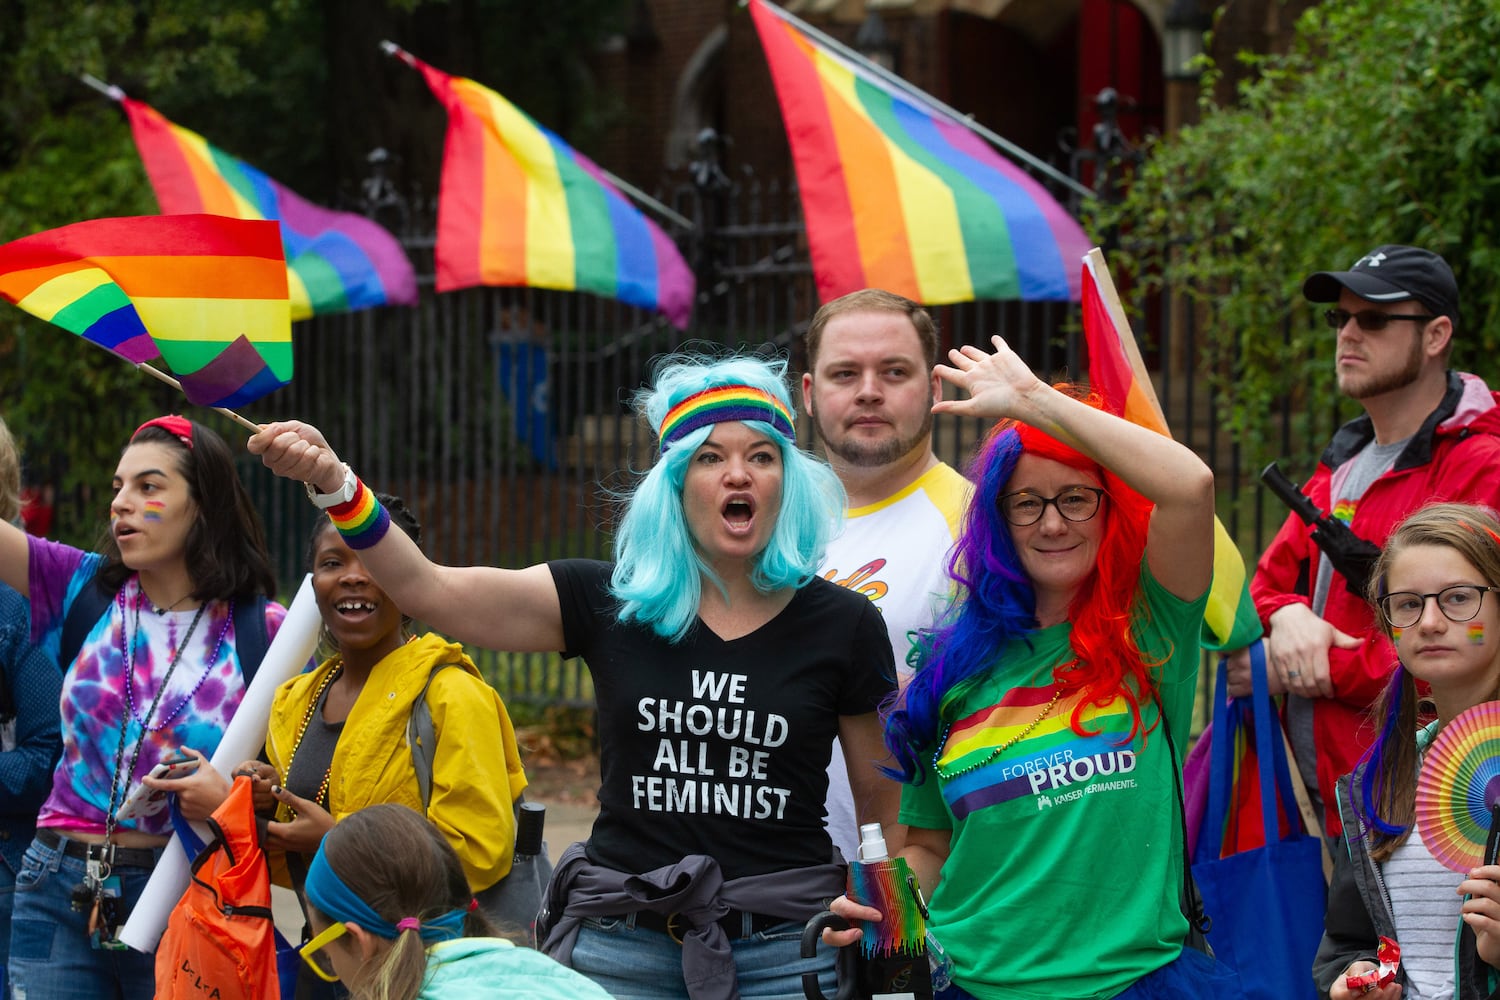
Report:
1235,244,1500,838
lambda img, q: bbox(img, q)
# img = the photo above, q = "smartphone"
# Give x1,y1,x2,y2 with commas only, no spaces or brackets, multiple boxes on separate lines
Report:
115,754,201,821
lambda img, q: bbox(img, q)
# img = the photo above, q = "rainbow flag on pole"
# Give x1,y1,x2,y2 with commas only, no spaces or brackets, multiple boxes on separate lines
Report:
749,0,1090,305
389,45,694,329
120,97,416,322
0,215,292,408
1082,248,1262,651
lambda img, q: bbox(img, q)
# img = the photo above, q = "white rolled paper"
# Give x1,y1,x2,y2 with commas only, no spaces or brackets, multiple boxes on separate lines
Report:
119,573,322,953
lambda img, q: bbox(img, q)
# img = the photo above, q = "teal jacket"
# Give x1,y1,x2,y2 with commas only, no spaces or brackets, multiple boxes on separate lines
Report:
418,938,614,999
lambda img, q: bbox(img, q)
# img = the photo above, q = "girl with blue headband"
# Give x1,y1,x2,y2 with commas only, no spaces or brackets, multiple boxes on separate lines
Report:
1313,502,1500,1000
252,352,899,999
823,337,1230,1000
301,803,611,999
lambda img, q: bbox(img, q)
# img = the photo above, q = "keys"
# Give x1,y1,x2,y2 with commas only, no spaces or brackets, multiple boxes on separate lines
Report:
85,856,104,892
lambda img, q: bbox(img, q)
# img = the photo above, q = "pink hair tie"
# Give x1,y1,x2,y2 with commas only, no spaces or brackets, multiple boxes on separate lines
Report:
396,917,421,932
467,898,479,913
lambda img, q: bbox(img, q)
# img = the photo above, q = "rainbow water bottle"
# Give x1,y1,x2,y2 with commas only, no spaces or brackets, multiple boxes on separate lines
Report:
848,823,938,999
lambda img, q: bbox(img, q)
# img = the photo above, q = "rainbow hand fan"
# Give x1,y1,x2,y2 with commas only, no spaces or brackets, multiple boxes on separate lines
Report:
1415,701,1500,873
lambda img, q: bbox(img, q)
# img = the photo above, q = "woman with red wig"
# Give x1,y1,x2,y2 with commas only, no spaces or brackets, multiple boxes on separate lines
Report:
828,336,1230,1000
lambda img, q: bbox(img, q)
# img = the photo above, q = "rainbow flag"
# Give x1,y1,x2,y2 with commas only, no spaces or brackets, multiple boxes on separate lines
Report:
1082,249,1262,651
391,46,694,329
749,0,1090,305
0,215,292,408
121,97,416,322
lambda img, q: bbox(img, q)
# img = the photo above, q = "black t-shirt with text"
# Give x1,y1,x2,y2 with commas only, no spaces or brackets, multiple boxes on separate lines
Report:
549,559,895,879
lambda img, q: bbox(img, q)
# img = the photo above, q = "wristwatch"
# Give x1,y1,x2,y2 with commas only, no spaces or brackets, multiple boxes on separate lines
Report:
305,464,357,510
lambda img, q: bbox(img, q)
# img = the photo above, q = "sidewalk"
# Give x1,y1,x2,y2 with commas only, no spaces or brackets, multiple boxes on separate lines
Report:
542,799,597,853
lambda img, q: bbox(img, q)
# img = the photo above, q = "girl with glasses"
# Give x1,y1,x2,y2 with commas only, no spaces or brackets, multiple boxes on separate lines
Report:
299,803,610,1000
1314,502,1500,1000
826,336,1232,1000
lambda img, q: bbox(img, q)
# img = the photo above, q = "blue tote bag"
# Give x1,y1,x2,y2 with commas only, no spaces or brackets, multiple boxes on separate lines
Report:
1192,642,1326,1000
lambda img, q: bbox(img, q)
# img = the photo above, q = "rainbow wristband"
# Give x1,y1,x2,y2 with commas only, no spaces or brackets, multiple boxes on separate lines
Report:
327,477,390,550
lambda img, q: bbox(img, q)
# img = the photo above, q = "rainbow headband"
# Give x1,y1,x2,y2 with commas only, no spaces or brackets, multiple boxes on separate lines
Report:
657,384,795,453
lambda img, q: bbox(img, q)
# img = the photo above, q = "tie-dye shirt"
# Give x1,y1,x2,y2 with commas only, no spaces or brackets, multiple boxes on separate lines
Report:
27,537,285,837
900,561,1207,1000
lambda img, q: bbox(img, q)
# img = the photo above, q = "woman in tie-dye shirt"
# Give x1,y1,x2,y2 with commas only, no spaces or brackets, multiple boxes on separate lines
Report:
0,415,283,999
827,338,1235,1000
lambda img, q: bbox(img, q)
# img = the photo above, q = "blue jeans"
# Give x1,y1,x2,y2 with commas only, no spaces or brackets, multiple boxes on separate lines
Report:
7,835,159,1000
570,913,838,999
0,859,13,995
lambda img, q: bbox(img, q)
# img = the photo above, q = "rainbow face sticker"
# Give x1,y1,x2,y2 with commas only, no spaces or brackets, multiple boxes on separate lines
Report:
143,500,166,522
1391,627,1403,643
1469,623,1486,645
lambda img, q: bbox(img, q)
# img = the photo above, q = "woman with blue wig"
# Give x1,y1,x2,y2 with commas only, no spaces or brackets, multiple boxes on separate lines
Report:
300,803,612,999
825,336,1228,1000
251,353,900,999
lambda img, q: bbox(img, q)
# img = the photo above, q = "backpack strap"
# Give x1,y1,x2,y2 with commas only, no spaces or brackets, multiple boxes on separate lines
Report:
408,662,526,832
408,662,458,812
58,570,115,673
230,595,270,685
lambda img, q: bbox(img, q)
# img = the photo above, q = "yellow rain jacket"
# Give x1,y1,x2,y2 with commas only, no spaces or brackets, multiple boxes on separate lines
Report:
265,633,527,891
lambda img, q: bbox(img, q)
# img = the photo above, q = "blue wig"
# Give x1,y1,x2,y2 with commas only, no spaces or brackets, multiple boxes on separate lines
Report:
610,354,845,641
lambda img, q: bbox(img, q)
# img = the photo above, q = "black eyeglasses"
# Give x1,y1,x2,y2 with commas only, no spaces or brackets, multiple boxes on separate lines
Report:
1324,308,1435,332
999,486,1106,527
1378,584,1500,629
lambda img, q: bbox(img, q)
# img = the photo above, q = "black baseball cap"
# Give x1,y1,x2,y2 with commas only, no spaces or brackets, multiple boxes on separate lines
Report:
1303,244,1460,328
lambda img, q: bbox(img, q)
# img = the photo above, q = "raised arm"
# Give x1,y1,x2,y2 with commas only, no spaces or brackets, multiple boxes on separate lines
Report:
249,421,565,652
934,336,1216,600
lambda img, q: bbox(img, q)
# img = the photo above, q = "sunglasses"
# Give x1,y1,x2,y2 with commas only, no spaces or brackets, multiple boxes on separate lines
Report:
299,921,348,983
1324,308,1435,332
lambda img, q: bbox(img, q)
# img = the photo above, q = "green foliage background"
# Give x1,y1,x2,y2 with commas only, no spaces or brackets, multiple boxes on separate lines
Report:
1094,0,1500,474
0,0,626,545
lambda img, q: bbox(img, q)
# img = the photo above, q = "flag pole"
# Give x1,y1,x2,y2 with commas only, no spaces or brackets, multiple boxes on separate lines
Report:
133,364,263,434
67,334,262,434
379,41,696,232
751,0,1093,202
79,73,125,102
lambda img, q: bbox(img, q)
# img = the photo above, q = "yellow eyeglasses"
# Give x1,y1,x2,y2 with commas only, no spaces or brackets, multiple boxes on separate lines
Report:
299,921,348,982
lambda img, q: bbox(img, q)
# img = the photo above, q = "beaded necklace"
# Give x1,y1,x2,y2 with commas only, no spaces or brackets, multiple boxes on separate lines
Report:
119,587,233,732
280,661,345,815
102,585,225,863
932,687,1064,781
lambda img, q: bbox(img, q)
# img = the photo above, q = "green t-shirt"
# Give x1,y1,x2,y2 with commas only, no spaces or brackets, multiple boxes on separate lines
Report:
900,562,1207,1000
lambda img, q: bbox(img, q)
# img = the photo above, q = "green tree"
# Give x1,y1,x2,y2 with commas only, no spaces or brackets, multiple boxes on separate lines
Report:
1096,0,1500,475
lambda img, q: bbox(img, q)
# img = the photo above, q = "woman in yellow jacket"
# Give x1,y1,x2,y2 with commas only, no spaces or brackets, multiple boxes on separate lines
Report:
155,496,527,981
